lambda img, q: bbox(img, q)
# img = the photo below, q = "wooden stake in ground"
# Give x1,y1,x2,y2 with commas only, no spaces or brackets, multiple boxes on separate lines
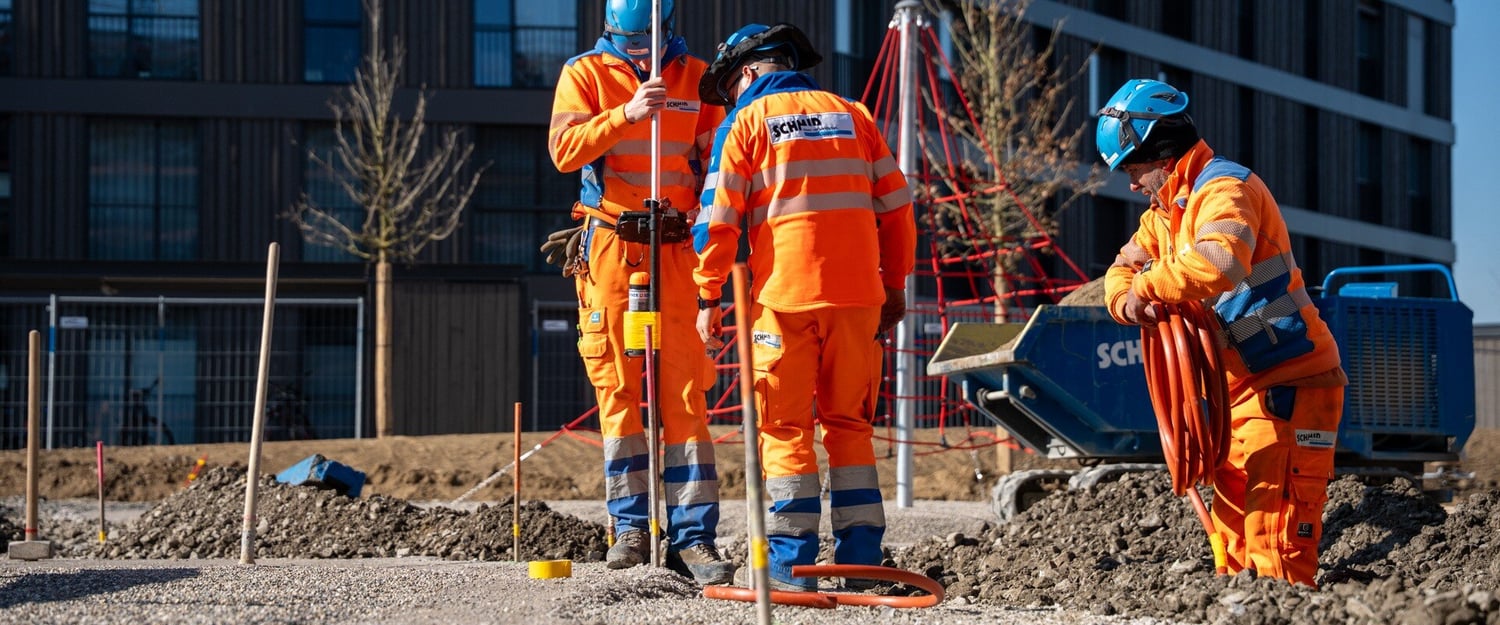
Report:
7,330,52,560
241,242,281,565
513,401,522,562
96,441,106,543
732,265,773,621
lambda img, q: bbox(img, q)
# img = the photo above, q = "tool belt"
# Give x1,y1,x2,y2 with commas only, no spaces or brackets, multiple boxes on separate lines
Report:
615,210,690,244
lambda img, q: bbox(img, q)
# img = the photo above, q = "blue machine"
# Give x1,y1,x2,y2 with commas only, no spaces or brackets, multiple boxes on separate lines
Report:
929,264,1477,471
275,454,367,498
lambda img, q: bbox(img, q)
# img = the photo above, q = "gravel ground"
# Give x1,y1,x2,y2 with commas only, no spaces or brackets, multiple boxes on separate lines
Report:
0,558,1175,625
6,465,1498,624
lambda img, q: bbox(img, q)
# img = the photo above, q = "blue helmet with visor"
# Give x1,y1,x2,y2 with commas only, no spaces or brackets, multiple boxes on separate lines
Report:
1095,79,1192,170
604,0,674,60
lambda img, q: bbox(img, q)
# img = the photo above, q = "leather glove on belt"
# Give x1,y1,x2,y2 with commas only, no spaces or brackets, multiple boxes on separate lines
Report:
539,224,586,277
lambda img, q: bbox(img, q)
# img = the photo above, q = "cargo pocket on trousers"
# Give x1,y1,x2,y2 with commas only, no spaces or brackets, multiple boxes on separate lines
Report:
750,336,783,421
1283,475,1329,550
577,307,617,389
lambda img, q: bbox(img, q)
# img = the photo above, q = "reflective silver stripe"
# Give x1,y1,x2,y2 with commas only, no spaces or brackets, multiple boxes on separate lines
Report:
766,474,821,502
1193,241,1248,285
706,205,741,226
714,170,752,200
871,154,900,180
613,139,694,156
830,502,884,531
758,192,877,223
758,158,873,191
1225,288,1314,343
604,434,648,501
874,186,912,214
667,479,718,506
767,511,821,536
1119,239,1152,267
1196,220,1255,250
663,440,714,469
664,440,719,505
828,465,879,491
1244,252,1293,288
613,169,700,190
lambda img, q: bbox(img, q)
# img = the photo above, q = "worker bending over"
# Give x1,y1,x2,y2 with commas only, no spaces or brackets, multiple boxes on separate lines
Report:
1098,78,1346,587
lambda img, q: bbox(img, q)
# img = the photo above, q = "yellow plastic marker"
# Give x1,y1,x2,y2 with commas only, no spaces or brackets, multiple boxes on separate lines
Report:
528,559,572,579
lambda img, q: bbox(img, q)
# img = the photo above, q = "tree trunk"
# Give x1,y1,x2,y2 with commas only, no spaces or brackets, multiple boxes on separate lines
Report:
992,264,1010,322
375,258,393,437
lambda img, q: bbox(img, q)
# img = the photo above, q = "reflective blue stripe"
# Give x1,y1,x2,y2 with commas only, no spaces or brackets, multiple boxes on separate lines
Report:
604,453,647,476
662,462,719,484
1191,157,1251,193
770,495,821,515
829,487,882,508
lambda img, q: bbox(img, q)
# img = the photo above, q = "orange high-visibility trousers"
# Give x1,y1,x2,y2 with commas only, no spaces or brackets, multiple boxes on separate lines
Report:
576,223,719,548
1210,384,1344,587
750,303,885,588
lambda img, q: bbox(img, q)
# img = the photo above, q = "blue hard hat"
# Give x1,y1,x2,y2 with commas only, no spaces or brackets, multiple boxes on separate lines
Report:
699,23,822,106
605,0,674,60
1095,79,1190,170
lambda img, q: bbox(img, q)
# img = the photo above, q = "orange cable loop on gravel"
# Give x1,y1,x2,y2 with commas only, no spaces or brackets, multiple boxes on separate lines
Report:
1140,301,1231,571
701,564,944,609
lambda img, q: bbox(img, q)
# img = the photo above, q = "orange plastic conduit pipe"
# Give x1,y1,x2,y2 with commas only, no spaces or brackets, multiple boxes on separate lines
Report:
1139,301,1231,574
702,564,945,608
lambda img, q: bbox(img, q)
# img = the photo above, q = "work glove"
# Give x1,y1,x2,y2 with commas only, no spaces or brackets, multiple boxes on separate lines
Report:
539,225,586,277
877,286,907,335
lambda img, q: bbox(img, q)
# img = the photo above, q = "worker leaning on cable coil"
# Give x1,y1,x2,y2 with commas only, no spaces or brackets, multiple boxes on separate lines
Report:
544,0,733,585
1097,78,1348,587
691,22,916,592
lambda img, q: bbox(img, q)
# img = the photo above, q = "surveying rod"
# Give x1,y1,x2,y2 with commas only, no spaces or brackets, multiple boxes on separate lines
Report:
642,0,665,568
732,266,773,622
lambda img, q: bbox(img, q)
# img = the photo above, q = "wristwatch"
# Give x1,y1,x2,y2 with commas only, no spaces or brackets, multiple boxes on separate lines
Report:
697,297,721,310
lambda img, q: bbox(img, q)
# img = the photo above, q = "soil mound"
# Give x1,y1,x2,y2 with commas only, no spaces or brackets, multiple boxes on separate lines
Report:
894,472,1498,624
92,466,607,562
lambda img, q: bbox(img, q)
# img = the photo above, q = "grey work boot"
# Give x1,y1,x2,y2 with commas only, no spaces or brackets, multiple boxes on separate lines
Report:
606,529,651,570
666,542,736,585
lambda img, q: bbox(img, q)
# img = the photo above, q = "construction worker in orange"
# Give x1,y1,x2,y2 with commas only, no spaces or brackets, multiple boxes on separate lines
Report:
545,0,732,585
692,23,916,591
1097,79,1346,587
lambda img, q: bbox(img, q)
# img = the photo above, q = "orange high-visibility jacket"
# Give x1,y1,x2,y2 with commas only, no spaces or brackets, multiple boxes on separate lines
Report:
549,37,722,222
1104,140,1341,395
693,71,915,310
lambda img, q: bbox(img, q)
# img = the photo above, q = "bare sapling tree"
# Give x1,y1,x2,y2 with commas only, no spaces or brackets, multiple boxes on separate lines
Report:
920,0,1104,320
285,0,485,437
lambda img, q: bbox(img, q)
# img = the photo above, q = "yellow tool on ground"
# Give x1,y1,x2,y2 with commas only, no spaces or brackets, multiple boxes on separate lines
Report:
528,559,572,579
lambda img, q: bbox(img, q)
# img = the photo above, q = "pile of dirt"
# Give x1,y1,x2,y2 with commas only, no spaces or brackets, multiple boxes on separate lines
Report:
1056,277,1107,306
91,466,607,562
895,472,1498,624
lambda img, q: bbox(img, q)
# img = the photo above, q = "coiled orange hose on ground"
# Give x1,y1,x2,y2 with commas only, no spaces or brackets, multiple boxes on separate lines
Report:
701,564,945,608
1139,301,1231,573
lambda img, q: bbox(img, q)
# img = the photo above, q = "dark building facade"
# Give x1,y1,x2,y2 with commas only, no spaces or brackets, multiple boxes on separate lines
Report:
0,0,1455,445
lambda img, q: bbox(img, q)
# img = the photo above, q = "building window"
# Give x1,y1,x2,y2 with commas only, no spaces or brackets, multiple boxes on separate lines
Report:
88,119,200,261
1356,1,1384,100
1408,138,1432,235
1406,15,1426,114
470,126,574,270
0,0,12,76
87,0,200,79
305,0,361,84
474,1,574,88
1356,122,1381,224
1161,0,1192,43
830,0,886,99
0,116,9,258
300,125,362,263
